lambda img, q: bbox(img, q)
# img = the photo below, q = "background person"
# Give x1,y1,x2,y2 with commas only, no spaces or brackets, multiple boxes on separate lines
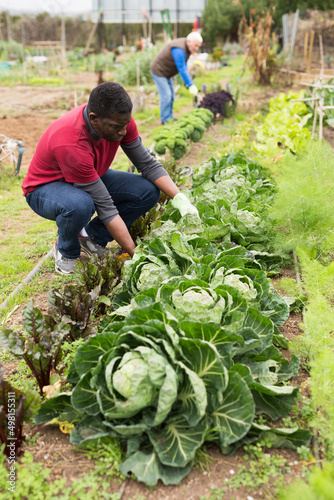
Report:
150,32,203,124
22,82,198,275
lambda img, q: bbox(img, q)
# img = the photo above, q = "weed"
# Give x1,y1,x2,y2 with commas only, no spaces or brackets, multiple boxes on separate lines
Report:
273,277,300,296
227,441,290,494
199,486,227,500
79,439,124,481
0,445,123,500
256,415,268,426
282,417,294,428
194,447,215,473
291,395,315,425
297,445,312,461
5,359,39,393
56,338,85,377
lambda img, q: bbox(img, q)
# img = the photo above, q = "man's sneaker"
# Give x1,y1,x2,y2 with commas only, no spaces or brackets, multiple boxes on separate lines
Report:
79,236,110,259
53,244,77,275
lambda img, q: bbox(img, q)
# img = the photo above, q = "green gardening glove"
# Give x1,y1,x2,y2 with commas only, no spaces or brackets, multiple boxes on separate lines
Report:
171,193,199,218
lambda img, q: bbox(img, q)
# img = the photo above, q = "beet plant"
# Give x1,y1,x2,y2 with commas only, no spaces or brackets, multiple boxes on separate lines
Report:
0,301,71,395
0,362,40,458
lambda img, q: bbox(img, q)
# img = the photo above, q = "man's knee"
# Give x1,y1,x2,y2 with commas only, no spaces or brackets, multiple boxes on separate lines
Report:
147,184,160,206
75,199,96,221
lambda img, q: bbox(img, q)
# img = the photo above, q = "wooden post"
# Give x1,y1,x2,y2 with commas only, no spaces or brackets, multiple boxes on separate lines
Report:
312,102,318,137
319,84,324,141
61,15,67,71
142,15,147,39
306,31,315,74
148,17,152,43
312,78,319,137
0,22,4,41
311,84,317,110
319,36,325,140
84,22,98,53
5,11,12,42
304,32,309,65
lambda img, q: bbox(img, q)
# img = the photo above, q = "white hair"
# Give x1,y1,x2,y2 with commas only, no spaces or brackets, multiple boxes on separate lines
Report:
186,32,203,44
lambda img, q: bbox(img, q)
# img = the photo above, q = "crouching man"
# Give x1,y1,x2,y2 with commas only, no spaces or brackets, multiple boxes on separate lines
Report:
22,81,198,274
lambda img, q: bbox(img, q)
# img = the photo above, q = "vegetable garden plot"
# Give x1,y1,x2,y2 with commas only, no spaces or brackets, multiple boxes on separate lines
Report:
31,152,311,487
154,108,214,160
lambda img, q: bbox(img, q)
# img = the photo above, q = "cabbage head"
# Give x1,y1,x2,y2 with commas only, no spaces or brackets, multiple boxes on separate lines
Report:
98,345,178,421
223,273,257,301
171,286,225,323
137,262,172,291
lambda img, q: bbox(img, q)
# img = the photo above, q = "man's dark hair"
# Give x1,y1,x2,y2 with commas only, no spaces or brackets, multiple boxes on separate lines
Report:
87,81,133,117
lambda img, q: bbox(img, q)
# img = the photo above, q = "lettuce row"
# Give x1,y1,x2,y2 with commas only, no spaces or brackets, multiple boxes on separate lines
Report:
35,152,311,486
251,90,312,156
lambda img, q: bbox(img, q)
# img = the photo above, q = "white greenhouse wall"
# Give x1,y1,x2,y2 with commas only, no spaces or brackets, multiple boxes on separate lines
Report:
92,0,206,23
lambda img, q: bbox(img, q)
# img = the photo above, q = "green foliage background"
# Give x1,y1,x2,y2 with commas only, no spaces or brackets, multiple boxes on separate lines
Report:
201,0,333,46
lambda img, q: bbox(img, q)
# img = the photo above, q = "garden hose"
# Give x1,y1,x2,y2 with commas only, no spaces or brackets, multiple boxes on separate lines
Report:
0,247,54,312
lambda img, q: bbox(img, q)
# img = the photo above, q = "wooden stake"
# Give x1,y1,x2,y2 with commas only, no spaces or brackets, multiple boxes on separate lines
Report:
318,36,325,140
319,85,325,141
306,31,315,74
319,34,324,77
304,32,309,65
311,84,317,110
303,83,334,89
312,100,318,137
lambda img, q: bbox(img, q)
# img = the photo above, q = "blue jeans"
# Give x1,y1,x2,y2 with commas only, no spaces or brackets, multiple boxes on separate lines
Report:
151,71,175,124
26,170,160,259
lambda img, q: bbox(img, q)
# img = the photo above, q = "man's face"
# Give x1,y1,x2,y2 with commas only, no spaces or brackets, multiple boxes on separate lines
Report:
187,38,202,54
90,111,132,142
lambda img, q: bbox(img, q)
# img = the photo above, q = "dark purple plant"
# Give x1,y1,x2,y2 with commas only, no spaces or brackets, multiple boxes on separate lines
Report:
199,90,235,123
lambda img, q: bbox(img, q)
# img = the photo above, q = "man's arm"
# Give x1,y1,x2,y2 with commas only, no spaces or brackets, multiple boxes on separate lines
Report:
153,175,179,198
123,138,198,217
171,47,194,87
121,136,180,198
105,215,136,257
121,136,168,182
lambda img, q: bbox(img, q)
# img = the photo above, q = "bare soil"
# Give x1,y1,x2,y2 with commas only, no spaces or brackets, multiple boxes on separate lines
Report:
0,76,320,499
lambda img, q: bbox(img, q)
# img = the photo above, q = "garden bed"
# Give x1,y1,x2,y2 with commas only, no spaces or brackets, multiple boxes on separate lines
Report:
1,67,332,500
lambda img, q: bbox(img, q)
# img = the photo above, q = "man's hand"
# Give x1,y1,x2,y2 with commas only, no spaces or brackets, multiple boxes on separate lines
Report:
105,215,136,257
171,192,199,217
188,84,199,96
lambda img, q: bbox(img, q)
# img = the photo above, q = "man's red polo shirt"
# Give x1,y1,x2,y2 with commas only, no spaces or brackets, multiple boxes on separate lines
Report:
22,103,138,196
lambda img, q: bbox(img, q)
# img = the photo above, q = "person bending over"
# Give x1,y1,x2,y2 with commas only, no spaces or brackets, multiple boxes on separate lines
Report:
150,31,203,124
22,81,198,274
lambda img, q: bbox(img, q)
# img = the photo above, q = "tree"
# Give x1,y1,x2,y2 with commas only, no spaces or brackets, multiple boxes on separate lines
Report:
202,0,334,47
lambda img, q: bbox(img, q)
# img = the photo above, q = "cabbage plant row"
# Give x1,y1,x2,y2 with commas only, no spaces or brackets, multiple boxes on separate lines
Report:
36,152,311,486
